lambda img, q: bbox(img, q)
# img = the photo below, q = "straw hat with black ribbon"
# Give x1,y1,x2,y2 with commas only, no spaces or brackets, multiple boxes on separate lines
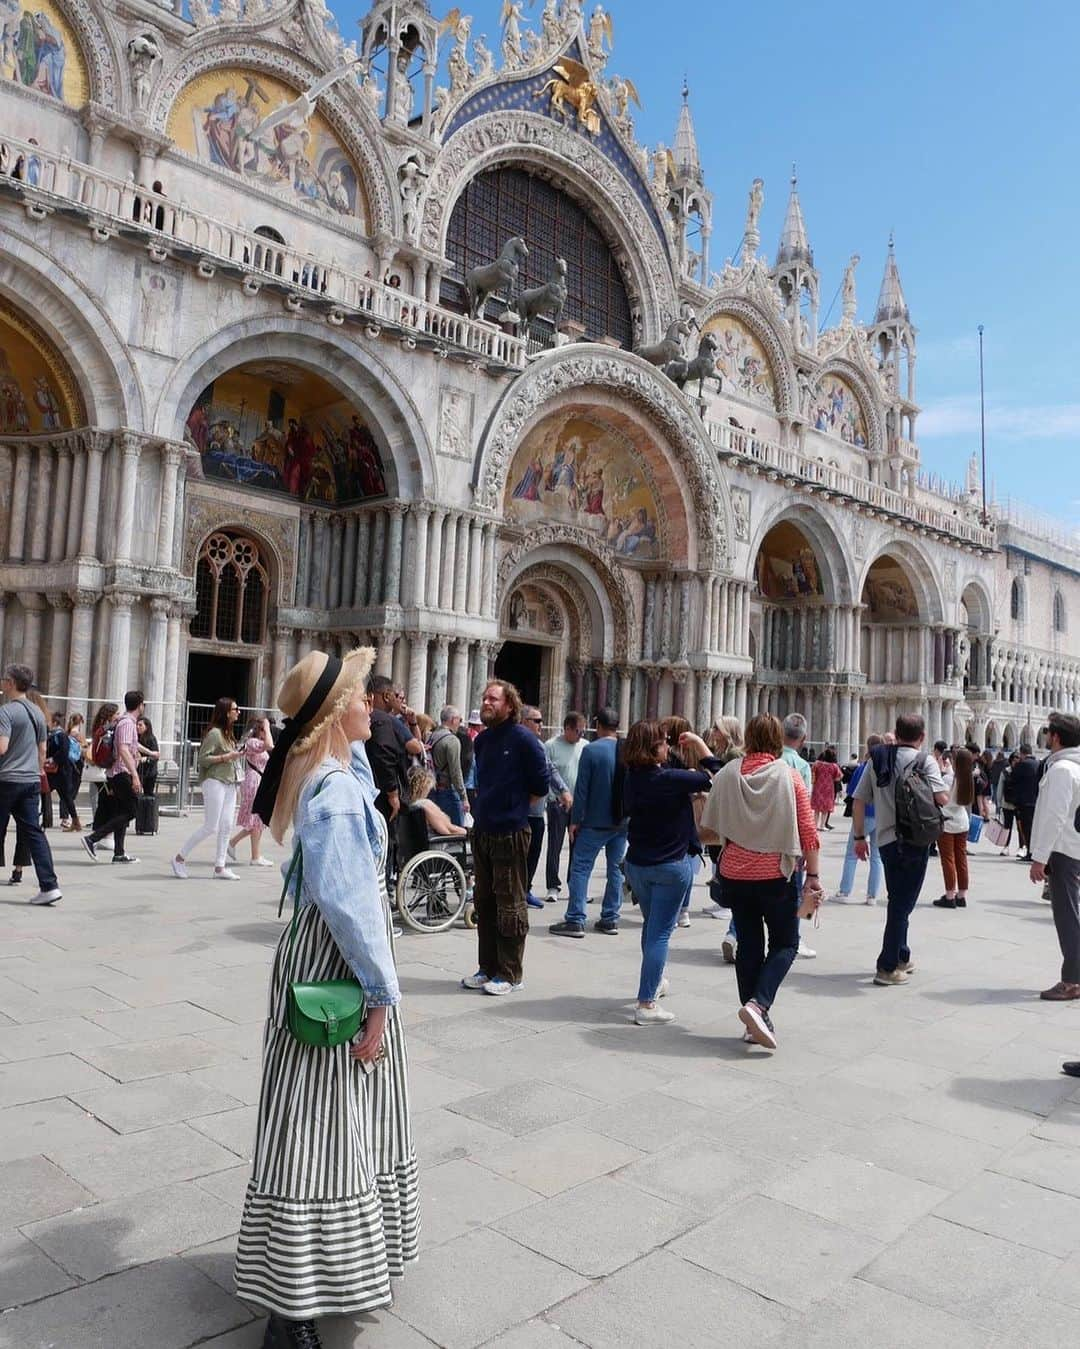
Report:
252,646,375,825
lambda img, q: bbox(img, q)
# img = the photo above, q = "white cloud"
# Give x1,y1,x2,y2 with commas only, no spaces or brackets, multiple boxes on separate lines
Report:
919,394,1080,441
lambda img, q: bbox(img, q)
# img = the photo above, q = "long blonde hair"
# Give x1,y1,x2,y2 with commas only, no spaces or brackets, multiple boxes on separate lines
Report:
269,719,352,845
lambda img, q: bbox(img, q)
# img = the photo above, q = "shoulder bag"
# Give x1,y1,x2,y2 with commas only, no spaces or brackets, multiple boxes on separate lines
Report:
276,774,366,1048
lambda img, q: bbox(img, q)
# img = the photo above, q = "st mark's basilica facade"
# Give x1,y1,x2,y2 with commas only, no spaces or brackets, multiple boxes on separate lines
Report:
0,0,1077,752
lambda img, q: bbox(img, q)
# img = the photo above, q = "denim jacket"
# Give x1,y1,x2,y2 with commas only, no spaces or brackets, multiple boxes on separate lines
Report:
284,745,400,1007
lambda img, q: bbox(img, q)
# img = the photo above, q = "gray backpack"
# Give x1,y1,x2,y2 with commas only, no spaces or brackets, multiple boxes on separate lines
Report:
894,751,943,849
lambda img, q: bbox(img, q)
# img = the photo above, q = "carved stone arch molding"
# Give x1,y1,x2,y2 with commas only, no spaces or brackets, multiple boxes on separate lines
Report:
497,525,637,663
55,0,121,110
149,41,397,235
423,112,678,340
696,295,796,418
812,357,885,457
507,561,595,659
475,348,731,570
182,499,295,614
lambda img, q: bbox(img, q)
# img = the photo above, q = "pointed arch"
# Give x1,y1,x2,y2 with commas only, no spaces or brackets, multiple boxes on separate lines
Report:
809,357,884,456
697,295,795,417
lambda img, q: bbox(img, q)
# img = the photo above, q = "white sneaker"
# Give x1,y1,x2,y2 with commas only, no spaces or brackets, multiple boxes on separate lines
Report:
171,857,188,879
797,939,816,959
461,971,490,990
214,867,239,881
739,999,777,1049
634,1004,675,1025
831,892,854,904
677,912,691,928
704,904,726,918
721,938,737,965
546,887,560,902
250,857,275,867
31,889,62,906
865,894,878,906
483,978,523,996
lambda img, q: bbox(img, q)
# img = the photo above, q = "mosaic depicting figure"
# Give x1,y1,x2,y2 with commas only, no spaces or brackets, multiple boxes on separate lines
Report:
184,369,387,505
755,524,826,601
0,308,78,433
808,373,868,447
864,559,920,621
1,3,66,99
168,69,364,220
703,315,776,405
506,416,660,560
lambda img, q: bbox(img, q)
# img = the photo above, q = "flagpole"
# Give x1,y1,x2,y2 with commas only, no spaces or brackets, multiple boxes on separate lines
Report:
978,324,987,525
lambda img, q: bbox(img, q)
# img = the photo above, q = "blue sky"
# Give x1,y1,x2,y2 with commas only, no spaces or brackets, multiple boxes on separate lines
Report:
333,1,1078,524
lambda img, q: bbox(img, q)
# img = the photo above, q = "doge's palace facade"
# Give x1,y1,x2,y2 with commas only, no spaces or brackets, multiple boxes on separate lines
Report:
0,0,1077,751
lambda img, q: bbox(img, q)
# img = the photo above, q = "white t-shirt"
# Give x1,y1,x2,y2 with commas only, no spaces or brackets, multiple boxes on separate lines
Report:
853,745,947,848
939,767,970,835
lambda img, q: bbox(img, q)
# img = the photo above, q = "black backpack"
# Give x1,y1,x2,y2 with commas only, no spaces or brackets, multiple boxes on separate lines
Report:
893,750,943,849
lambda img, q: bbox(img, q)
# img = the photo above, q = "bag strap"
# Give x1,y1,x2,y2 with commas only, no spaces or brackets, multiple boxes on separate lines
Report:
276,770,345,990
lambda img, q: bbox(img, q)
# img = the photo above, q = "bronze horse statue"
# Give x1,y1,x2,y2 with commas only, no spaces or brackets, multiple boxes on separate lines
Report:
635,318,691,368
465,236,529,320
664,332,721,400
514,257,568,334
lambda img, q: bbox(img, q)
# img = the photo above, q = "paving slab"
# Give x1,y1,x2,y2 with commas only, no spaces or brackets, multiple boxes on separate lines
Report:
552,1248,793,1348
0,1015,125,1062
0,1258,250,1348
0,1097,117,1164
770,1276,991,1349
70,1075,242,1133
0,1231,77,1310
44,1121,240,1201
474,1122,644,1197
828,1115,1005,1192
76,1034,246,1082
390,1227,588,1349
448,1078,597,1137
669,1194,879,1312
932,1170,1080,1256
615,1139,786,1215
0,1053,116,1108
188,1105,258,1158
494,1175,697,1278
0,1154,95,1229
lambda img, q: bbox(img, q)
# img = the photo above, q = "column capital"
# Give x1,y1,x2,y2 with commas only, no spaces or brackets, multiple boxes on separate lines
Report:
69,588,98,609
410,501,433,520
108,589,137,610
386,500,407,517
269,623,291,642
82,429,111,456
433,633,451,653
119,431,143,458
16,591,47,612
159,438,187,466
329,512,345,532
46,591,73,611
149,596,171,617
669,665,690,685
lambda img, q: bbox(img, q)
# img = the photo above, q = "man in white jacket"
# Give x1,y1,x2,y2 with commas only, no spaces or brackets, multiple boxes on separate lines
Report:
1029,714,1080,1032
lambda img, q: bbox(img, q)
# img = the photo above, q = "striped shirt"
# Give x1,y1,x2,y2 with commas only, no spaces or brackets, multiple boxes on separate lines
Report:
719,751,820,881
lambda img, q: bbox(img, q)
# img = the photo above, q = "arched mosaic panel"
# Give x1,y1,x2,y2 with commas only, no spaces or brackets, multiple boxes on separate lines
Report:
0,297,85,432
0,1,89,106
808,373,868,448
702,312,777,407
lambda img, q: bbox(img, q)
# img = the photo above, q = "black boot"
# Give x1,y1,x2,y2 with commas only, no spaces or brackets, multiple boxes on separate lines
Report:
284,1321,322,1349
262,1316,285,1349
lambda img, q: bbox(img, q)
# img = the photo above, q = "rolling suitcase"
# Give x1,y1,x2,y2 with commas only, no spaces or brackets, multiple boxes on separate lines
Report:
135,795,159,836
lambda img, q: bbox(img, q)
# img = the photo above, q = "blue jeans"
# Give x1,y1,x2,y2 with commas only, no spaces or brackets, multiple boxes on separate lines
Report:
839,820,882,897
878,840,929,972
679,853,700,910
0,780,57,891
431,787,464,827
566,826,627,925
626,856,694,1001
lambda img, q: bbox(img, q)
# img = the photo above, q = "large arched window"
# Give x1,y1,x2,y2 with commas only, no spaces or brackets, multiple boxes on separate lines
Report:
191,532,269,645
1010,577,1024,622
1053,589,1066,633
444,166,633,345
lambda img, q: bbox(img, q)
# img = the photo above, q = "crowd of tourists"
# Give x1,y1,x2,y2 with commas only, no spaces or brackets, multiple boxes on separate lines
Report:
3,649,1080,1348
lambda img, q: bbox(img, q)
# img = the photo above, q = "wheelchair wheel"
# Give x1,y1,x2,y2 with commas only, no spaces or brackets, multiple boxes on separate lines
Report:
396,849,468,933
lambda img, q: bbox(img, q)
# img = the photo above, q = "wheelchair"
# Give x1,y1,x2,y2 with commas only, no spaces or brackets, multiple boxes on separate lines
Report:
393,803,476,934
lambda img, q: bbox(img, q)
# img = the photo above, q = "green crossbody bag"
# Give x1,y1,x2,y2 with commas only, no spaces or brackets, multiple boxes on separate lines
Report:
277,777,366,1048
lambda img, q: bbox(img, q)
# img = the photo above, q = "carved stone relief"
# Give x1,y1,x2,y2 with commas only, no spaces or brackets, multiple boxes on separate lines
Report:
731,486,750,543
438,386,474,461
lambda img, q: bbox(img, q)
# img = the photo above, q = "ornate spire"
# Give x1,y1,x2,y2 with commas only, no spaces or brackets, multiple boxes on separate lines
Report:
672,79,701,180
775,165,813,267
875,233,910,323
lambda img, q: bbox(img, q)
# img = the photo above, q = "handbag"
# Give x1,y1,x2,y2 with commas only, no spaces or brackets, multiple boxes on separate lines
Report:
276,775,366,1049
967,816,983,845
984,817,1009,848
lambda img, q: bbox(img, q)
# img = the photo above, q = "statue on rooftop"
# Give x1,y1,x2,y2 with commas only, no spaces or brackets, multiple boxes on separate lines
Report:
473,33,494,79
842,253,860,323
501,0,525,66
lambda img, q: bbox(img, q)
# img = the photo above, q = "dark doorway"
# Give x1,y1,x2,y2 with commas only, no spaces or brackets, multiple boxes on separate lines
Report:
494,641,543,708
185,653,251,741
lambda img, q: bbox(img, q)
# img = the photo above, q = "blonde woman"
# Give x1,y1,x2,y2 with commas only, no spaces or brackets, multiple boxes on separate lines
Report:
234,649,419,1349
407,765,467,837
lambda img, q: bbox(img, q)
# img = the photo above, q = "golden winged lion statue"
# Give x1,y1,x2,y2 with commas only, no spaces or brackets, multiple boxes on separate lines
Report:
538,57,602,136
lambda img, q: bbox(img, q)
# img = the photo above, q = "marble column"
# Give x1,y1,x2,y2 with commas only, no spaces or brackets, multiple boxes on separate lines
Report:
48,447,73,562
342,515,358,609
467,519,484,616
736,677,748,724
659,578,673,660
677,577,691,663
642,576,657,661
67,591,96,720
452,516,470,614
65,449,87,561
369,510,387,607
570,662,585,711
595,664,610,711
114,434,142,564
717,579,729,652
618,666,633,730
449,637,470,711
294,516,311,608
671,668,687,718
327,515,344,610
106,591,135,697
270,626,290,704
45,594,72,694
155,442,184,568
407,633,429,709
429,634,450,711
385,504,405,607
375,629,397,680
28,442,52,563
645,667,660,719
439,513,459,611
353,513,372,606
482,522,498,618
412,506,431,606
708,672,723,725
7,444,31,559
163,605,183,739
18,593,44,677
146,597,170,715
427,509,447,608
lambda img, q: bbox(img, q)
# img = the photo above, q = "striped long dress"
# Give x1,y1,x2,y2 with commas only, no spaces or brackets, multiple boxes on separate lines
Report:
235,810,419,1318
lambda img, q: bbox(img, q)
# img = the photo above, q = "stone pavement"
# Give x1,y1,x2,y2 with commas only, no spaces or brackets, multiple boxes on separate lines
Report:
1,817,1079,1349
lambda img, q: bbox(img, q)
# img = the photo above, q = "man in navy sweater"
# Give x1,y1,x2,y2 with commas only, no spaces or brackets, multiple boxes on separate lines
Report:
461,679,550,996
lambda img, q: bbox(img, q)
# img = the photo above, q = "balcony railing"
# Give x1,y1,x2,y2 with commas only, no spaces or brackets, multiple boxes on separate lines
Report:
0,131,527,371
708,420,996,549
